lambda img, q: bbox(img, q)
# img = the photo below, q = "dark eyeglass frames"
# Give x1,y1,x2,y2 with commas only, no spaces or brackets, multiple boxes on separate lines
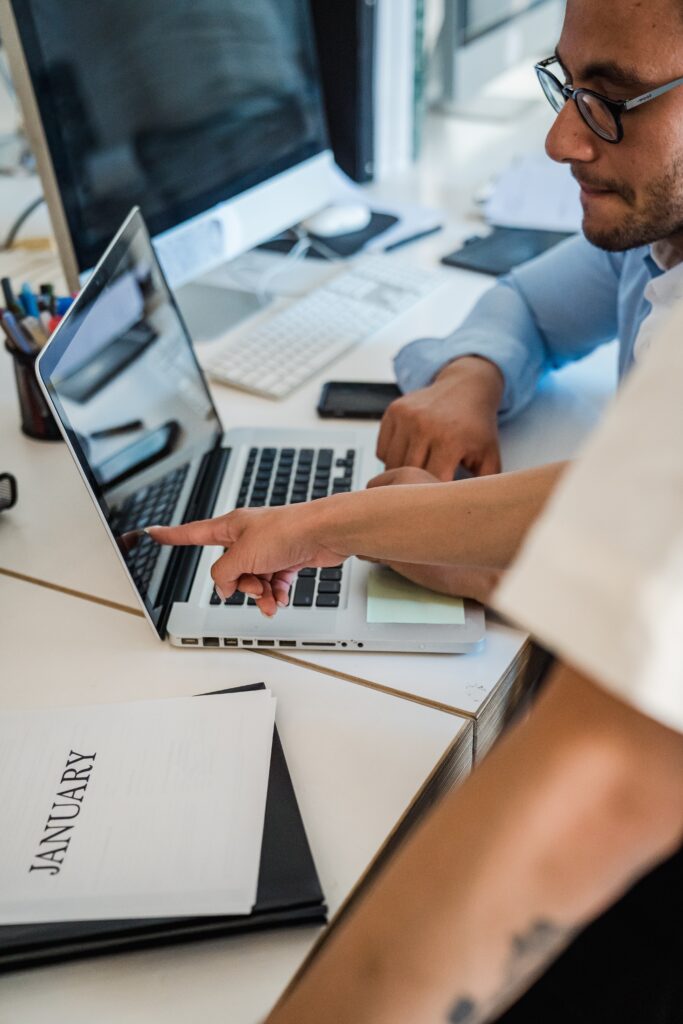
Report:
535,56,683,144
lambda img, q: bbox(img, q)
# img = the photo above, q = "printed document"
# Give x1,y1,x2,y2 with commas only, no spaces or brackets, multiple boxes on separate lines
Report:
0,691,275,923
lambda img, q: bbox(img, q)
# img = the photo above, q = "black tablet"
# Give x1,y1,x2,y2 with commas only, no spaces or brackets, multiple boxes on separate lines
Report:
441,227,575,276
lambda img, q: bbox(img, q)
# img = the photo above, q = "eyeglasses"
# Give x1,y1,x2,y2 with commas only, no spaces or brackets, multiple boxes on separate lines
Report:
535,56,683,144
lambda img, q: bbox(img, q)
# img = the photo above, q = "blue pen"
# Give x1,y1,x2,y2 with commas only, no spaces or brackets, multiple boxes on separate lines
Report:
383,225,443,252
20,283,40,319
55,296,73,315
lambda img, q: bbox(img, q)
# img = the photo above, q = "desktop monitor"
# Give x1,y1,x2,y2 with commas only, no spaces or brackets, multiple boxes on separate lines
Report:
433,0,564,116
0,0,335,292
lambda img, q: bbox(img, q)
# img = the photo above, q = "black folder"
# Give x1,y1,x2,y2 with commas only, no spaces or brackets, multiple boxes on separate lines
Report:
0,684,327,972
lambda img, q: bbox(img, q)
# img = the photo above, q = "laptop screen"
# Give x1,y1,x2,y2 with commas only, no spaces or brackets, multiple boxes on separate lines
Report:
37,208,223,633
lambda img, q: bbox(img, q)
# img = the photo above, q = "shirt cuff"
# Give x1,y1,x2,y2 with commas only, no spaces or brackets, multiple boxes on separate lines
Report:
394,336,462,392
394,336,519,420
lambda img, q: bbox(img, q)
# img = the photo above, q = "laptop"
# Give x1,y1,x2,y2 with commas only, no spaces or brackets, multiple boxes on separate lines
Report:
36,208,485,653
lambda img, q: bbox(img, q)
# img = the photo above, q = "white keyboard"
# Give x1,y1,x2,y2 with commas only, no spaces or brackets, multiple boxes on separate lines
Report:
202,255,448,399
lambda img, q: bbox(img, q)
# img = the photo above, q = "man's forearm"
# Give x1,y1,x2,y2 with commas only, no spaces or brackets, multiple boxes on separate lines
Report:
267,666,683,1024
326,462,567,569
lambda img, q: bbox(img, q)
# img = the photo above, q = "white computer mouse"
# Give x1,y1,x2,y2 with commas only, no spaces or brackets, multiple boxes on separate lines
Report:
301,202,372,238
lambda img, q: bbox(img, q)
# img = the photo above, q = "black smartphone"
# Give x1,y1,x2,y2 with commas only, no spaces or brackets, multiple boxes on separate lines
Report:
317,381,401,419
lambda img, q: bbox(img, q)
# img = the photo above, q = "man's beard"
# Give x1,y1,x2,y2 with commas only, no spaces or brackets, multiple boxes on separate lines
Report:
575,158,683,251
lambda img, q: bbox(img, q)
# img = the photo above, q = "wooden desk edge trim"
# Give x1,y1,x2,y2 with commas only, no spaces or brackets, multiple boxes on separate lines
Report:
0,567,146,618
1,569,539,727
255,648,477,720
0,569,481,718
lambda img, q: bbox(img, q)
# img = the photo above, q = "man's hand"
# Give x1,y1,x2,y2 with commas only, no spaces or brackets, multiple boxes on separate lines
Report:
377,356,504,480
146,503,347,617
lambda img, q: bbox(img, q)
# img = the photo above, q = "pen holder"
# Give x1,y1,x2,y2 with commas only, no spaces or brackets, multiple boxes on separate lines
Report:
4,341,61,441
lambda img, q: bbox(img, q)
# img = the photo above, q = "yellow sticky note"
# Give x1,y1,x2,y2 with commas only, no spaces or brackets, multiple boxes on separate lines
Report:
366,567,465,625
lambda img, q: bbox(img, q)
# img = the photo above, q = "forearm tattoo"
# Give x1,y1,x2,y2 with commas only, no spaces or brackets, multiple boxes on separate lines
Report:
447,919,574,1024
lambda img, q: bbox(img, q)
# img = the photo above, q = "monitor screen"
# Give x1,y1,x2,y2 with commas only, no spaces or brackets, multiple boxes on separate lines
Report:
13,0,328,271
462,0,551,42
38,209,223,633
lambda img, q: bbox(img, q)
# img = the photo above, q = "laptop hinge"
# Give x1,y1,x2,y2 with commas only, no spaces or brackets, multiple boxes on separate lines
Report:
156,444,231,638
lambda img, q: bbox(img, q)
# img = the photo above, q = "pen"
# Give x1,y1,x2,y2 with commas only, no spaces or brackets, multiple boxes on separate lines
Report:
21,315,48,348
383,225,443,253
0,310,37,355
40,283,56,314
20,283,40,319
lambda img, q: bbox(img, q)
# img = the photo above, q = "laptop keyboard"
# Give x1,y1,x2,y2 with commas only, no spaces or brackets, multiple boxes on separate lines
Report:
110,463,189,592
210,444,356,609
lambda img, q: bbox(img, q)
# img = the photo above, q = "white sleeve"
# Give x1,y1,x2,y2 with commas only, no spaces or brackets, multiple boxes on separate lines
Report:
493,302,683,734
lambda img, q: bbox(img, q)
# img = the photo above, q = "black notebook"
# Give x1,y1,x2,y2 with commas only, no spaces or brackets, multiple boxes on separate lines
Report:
0,684,326,972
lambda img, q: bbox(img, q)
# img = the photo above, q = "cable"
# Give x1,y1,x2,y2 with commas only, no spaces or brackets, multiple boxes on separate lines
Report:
0,47,35,177
255,226,347,304
2,194,45,250
256,230,312,304
0,48,17,101
300,231,347,263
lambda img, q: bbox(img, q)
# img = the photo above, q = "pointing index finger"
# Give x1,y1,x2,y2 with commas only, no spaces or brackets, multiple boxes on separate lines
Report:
145,518,231,547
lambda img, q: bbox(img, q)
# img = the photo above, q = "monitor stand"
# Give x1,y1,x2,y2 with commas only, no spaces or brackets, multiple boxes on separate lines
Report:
174,279,265,346
174,247,339,347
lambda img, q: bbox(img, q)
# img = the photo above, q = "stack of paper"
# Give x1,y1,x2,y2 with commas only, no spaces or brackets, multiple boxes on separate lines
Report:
484,154,583,233
0,692,276,924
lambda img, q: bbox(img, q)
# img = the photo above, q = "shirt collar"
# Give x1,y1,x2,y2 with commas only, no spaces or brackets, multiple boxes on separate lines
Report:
645,246,665,279
650,240,683,272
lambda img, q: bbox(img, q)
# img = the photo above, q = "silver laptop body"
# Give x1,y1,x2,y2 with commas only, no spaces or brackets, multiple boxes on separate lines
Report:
37,208,485,654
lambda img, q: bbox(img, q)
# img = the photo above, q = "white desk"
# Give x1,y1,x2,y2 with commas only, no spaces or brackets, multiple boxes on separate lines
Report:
0,255,616,739
0,572,471,1023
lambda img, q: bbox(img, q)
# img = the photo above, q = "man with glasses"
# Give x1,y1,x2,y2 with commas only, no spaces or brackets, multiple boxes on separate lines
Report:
374,0,683,531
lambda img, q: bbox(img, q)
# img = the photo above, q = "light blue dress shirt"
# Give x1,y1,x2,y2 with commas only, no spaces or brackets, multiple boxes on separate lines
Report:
394,235,662,422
